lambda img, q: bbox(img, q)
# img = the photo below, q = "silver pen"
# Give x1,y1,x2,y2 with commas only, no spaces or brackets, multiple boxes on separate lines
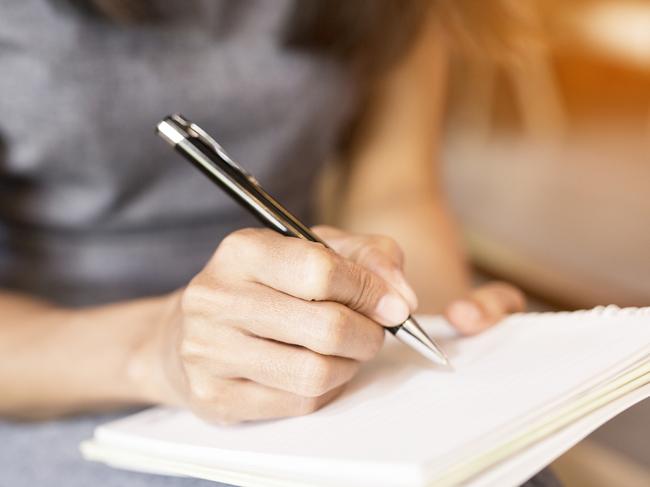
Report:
156,114,450,366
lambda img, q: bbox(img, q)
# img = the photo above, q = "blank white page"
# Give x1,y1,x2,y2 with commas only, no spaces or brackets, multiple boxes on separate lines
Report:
89,306,650,487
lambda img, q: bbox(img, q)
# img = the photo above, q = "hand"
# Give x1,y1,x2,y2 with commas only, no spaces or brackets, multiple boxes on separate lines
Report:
144,226,417,424
444,282,526,335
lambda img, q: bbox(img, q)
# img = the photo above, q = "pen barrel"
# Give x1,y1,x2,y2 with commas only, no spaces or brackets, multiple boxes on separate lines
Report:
173,131,325,245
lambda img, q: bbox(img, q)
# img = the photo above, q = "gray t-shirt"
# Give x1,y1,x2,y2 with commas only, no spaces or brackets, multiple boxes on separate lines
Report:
0,0,354,307
0,1,353,485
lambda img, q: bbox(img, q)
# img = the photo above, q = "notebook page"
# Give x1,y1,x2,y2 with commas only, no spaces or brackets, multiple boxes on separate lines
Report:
81,383,650,487
90,307,650,487
465,383,650,487
433,365,649,485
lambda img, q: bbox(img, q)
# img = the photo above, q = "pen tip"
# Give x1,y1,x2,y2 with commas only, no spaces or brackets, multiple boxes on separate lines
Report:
395,317,453,368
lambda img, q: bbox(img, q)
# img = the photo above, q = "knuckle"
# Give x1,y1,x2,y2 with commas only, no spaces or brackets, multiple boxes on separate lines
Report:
360,238,403,268
188,378,219,404
298,354,335,397
181,278,232,318
374,234,402,254
178,338,204,363
181,337,233,378
189,380,238,424
215,228,262,260
179,282,209,314
356,243,383,264
318,306,349,353
222,228,257,248
302,246,337,300
356,236,403,268
350,265,380,311
180,275,225,314
381,235,403,258
310,224,331,236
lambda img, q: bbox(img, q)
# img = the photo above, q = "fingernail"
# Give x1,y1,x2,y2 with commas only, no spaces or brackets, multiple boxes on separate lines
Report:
393,271,418,310
376,294,410,325
449,301,482,325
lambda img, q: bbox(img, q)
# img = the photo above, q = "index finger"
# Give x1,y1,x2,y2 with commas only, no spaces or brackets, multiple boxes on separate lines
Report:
212,229,411,326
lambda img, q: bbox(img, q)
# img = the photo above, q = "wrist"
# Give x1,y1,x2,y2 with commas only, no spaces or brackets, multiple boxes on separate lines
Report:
0,290,185,418
123,291,185,407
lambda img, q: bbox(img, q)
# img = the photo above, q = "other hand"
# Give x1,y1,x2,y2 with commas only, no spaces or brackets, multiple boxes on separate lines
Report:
444,282,526,335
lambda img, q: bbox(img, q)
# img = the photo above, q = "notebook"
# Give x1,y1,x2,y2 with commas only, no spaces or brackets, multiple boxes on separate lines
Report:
81,305,650,487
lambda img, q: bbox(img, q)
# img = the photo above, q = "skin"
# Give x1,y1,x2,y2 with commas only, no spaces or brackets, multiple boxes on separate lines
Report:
0,12,525,422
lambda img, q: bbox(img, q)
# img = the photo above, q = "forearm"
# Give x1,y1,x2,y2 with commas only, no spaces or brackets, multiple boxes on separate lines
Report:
0,290,172,419
330,14,468,311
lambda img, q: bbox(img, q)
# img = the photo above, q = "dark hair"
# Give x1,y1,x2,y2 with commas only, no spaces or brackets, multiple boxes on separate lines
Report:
53,0,430,75
284,0,429,74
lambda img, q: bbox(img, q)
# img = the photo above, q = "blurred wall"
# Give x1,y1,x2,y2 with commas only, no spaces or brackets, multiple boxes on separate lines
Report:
440,0,650,468
442,0,650,308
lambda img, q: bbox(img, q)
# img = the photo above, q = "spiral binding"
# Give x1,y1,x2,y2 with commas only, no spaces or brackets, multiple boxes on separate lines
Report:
513,305,650,321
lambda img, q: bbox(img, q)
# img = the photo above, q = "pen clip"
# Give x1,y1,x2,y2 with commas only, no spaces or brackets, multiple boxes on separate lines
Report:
170,114,262,187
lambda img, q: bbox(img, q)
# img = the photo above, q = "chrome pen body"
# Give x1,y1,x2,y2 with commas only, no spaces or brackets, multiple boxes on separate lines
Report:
156,114,450,366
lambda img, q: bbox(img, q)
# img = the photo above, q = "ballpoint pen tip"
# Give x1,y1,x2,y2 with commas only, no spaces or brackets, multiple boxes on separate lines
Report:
395,317,454,369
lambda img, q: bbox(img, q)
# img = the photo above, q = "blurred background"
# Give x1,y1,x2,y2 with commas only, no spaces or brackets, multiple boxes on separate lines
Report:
439,0,649,485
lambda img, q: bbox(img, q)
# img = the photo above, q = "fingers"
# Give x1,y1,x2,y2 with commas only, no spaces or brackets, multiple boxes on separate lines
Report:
445,282,526,335
209,229,411,326
313,226,418,310
237,336,361,397
205,283,384,361
191,379,345,424
183,330,360,398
